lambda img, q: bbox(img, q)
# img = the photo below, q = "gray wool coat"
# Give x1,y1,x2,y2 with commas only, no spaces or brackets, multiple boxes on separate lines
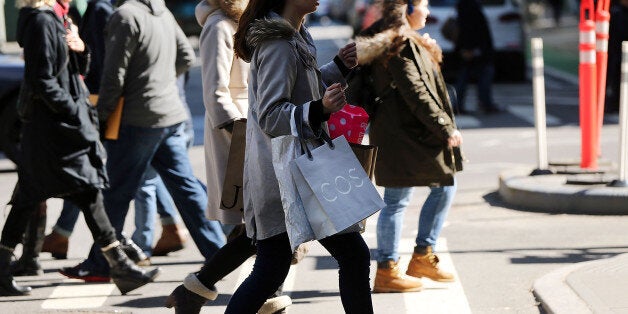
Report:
243,14,346,240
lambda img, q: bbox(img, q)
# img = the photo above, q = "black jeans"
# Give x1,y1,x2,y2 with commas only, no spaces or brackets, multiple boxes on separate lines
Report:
195,229,257,287
225,231,374,314
1,185,116,249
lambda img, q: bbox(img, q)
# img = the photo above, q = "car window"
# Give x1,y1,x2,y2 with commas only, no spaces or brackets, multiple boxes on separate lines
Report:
430,0,507,6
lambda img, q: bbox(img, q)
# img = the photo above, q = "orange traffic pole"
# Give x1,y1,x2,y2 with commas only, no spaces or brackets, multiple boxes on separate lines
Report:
580,0,597,169
579,0,597,169
595,0,611,157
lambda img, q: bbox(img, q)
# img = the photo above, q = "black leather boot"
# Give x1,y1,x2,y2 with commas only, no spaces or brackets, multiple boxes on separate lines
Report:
120,234,149,266
12,203,46,276
102,244,160,295
0,246,32,296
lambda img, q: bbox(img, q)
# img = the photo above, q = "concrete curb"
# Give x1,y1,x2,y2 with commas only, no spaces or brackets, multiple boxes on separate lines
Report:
498,168,628,215
533,262,593,314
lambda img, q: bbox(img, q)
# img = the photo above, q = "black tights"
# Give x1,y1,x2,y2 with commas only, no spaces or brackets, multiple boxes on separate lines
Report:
224,232,374,314
195,229,257,287
1,186,116,249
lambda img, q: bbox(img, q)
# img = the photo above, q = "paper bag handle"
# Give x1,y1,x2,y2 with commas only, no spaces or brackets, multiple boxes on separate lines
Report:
294,105,335,160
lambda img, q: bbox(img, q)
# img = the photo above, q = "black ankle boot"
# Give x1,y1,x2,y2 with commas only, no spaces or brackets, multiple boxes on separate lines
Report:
165,285,209,314
0,246,32,296
102,244,160,295
119,234,149,265
12,204,46,276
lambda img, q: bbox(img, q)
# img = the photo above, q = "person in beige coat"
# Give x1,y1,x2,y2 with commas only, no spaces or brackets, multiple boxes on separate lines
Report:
198,0,249,226
165,1,291,313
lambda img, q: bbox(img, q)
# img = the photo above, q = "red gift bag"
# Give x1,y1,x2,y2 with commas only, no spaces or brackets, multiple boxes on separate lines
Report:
328,104,369,144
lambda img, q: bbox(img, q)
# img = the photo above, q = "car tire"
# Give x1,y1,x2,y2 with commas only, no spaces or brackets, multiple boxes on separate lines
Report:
0,91,21,163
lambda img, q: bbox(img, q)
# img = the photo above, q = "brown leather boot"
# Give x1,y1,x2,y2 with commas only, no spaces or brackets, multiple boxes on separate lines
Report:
406,246,455,282
152,224,188,256
373,260,423,293
41,230,69,260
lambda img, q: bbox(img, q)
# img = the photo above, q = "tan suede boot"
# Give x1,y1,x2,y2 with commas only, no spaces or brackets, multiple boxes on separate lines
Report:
42,230,69,260
406,246,455,282
152,224,188,256
373,260,423,293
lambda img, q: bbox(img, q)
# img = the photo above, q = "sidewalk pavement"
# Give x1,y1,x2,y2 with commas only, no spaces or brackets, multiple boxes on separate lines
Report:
502,16,628,312
499,166,628,314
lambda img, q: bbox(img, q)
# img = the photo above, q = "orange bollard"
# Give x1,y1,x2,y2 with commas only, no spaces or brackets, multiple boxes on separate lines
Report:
595,0,611,157
580,0,597,169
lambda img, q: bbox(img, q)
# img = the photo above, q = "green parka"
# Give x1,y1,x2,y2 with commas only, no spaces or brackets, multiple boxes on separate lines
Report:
349,28,464,187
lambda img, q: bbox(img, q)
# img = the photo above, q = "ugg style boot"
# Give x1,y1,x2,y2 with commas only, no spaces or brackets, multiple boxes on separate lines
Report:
42,230,69,260
12,204,46,276
259,295,292,314
373,260,423,293
406,246,455,282
165,273,217,313
101,242,161,295
152,224,188,256
0,245,31,296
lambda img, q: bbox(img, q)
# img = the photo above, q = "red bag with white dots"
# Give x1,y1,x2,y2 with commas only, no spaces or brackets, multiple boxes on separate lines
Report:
328,104,369,144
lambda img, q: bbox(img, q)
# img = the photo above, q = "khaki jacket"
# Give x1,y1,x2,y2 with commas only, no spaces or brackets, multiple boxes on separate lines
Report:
352,32,463,187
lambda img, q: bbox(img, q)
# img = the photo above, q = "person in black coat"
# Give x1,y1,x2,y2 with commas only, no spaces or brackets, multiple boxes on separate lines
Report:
0,0,159,297
454,0,500,114
605,0,628,113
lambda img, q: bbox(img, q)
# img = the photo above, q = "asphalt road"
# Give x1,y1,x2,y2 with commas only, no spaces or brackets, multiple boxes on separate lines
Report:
0,23,627,314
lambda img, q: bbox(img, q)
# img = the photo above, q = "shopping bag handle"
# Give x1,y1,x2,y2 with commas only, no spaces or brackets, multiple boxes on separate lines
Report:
294,105,335,160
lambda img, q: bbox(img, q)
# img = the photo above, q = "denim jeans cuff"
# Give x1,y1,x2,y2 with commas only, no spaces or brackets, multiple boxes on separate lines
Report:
160,216,180,226
53,226,73,238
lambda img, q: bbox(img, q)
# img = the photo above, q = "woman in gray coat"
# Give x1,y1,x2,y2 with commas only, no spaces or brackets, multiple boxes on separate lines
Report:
223,0,373,313
165,1,291,313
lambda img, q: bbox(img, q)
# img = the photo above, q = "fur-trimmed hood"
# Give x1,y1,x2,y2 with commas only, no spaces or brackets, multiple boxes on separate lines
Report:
245,17,296,52
195,0,246,25
355,28,443,65
245,16,317,68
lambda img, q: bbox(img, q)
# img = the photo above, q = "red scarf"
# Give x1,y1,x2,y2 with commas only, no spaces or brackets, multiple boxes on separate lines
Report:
53,0,70,27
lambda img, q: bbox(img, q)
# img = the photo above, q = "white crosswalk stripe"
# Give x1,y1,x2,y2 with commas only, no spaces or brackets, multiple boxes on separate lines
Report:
41,280,115,309
507,105,562,126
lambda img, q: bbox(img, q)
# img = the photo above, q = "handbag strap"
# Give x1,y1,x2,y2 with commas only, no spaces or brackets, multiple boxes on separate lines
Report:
294,105,335,161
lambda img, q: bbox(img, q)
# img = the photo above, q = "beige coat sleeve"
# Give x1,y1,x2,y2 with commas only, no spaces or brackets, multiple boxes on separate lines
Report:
200,19,245,130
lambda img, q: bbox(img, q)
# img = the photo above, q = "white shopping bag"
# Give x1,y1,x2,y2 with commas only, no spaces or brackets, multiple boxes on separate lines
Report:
292,135,384,239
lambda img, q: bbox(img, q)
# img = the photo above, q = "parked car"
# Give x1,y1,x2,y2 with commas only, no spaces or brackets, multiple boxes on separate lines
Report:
422,0,527,82
0,53,24,163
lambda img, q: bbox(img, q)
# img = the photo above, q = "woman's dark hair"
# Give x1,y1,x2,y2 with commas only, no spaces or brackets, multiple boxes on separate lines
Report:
380,0,419,32
366,0,441,64
234,0,287,61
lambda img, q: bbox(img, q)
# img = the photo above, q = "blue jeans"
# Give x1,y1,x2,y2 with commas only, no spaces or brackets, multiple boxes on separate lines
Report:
54,174,181,253
53,200,82,237
376,180,457,263
131,166,180,255
82,123,225,273
455,60,496,111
